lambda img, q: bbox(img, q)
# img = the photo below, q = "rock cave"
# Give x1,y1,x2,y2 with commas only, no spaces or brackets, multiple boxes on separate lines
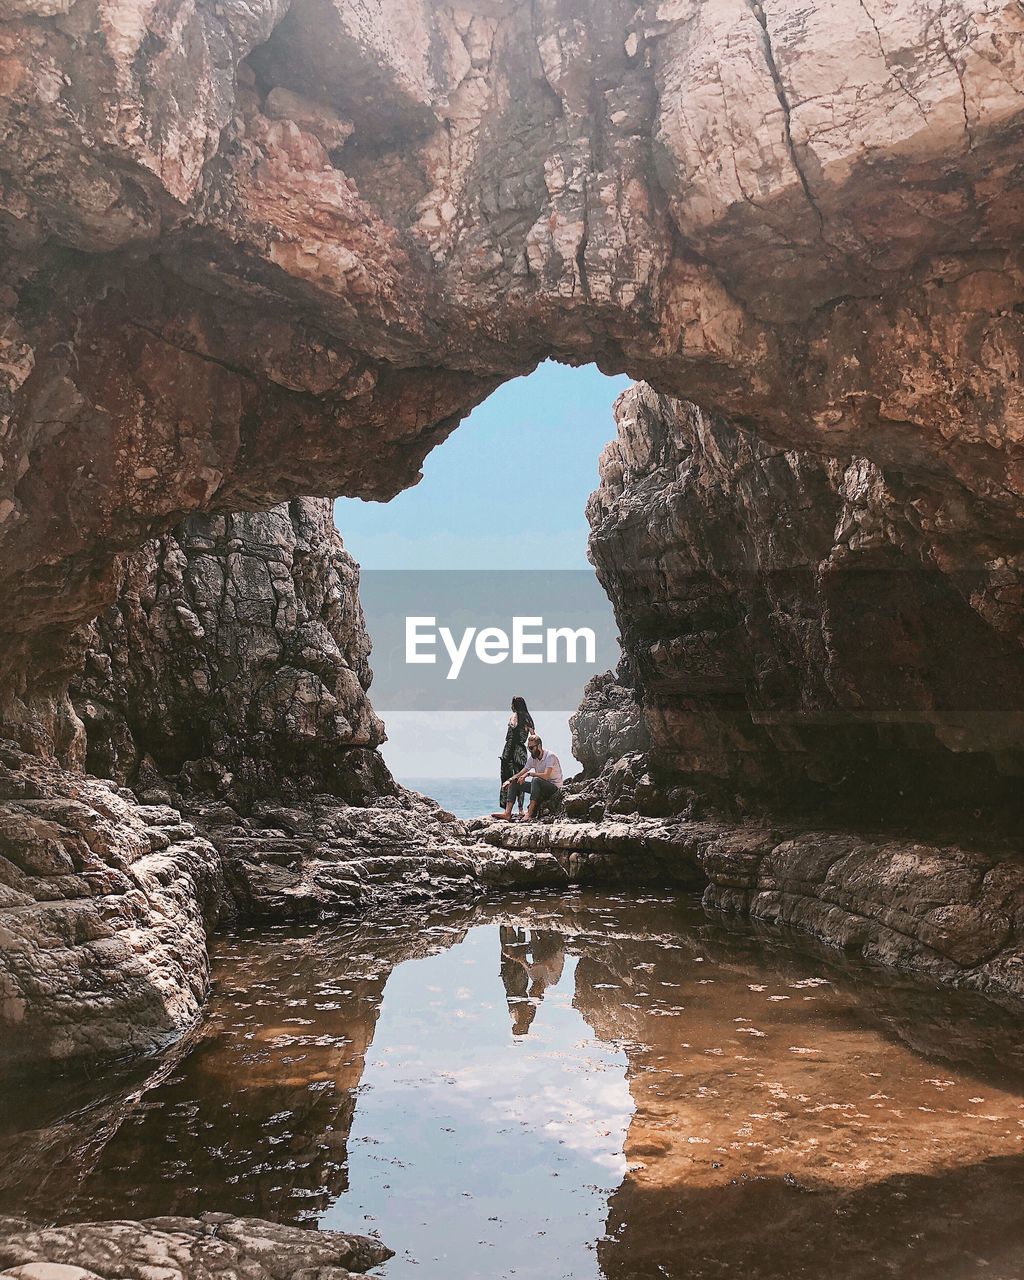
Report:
1,0,1023,1274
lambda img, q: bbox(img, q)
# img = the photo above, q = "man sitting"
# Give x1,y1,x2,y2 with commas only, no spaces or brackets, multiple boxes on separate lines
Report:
499,734,563,821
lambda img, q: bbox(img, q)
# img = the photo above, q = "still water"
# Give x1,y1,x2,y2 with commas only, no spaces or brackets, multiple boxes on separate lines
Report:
4,893,1024,1279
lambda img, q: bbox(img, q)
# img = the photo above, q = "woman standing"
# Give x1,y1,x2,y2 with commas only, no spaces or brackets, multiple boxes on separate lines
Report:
498,696,534,814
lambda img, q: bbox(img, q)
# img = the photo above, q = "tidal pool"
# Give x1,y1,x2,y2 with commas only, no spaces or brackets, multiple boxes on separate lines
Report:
4,892,1024,1279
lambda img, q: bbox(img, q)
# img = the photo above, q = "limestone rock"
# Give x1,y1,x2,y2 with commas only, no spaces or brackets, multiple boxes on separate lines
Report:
584,384,1024,827
71,499,393,809
569,664,650,776
479,816,1024,1005
0,1212,391,1279
212,791,484,920
1,0,1022,750
3,705,1024,1070
0,741,221,1071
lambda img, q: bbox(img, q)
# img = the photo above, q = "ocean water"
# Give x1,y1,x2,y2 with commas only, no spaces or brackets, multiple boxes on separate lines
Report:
402,776,499,820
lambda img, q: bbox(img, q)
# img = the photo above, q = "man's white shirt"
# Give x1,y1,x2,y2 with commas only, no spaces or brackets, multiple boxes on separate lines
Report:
523,749,563,788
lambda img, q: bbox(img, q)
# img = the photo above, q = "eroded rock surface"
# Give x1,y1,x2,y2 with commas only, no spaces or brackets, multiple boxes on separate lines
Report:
0,493,406,1066
585,384,1024,826
0,1212,391,1279
70,498,392,809
2,703,1023,1067
1,0,1023,741
0,741,221,1070
570,664,650,777
1,0,1023,1074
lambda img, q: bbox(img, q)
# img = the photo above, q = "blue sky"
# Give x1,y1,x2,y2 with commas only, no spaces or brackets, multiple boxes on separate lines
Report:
333,361,632,784
334,361,631,570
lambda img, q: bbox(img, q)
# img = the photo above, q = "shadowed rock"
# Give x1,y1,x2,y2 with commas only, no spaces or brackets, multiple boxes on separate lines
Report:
584,386,1024,827
70,498,392,810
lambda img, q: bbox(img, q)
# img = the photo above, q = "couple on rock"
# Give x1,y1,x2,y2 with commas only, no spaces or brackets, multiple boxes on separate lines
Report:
493,696,563,822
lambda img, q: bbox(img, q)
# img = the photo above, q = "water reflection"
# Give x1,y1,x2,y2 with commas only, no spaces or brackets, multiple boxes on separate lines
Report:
3,893,1024,1279
498,926,566,1036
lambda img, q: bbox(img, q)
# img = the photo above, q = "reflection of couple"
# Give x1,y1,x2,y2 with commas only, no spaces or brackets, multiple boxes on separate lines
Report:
493,695,563,821
498,926,566,1036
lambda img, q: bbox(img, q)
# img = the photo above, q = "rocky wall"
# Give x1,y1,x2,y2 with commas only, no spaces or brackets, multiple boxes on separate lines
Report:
0,739,222,1070
69,497,394,809
1,0,1023,747
585,384,1024,829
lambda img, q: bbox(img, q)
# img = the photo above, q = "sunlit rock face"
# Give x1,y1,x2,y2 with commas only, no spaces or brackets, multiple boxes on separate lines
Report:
1,0,1023,746
69,497,393,809
0,739,222,1071
586,385,1024,827
0,1214,391,1279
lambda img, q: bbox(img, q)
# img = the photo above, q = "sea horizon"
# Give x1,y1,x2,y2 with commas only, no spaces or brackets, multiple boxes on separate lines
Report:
399,776,500,820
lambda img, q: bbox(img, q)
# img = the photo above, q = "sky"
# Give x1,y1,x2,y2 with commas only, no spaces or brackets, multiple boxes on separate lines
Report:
334,361,632,785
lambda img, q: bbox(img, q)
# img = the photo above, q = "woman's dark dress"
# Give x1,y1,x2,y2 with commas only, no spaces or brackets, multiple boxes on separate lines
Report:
499,716,531,807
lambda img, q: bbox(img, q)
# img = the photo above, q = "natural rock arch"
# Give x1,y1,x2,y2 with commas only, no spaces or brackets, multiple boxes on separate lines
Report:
1,0,1024,1074
1,0,1022,761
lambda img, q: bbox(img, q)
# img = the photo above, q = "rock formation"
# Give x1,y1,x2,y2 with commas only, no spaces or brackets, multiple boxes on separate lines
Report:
479,816,1024,1006
569,663,650,777
1,0,1023,1078
0,740,221,1071
585,384,1024,828
1,0,1023,761
70,497,392,809
0,1213,391,1279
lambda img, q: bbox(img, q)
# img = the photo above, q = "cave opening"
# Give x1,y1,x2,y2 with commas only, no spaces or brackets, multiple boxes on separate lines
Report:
333,359,629,818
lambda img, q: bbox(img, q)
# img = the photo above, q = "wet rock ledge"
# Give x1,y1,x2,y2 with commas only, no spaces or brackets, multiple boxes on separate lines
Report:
479,819,1024,1007
0,1212,391,1280
3,724,1023,1079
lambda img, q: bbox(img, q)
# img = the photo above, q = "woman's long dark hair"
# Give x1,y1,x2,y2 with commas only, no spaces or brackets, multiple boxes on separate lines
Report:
511,696,534,732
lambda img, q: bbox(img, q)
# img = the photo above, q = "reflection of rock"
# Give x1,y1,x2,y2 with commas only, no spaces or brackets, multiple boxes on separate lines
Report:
7,893,1024,1279
573,925,1024,1196
0,1212,391,1278
485,896,1024,1280
481,814,1024,1006
599,1153,1024,1280
72,499,392,811
1,910,473,1226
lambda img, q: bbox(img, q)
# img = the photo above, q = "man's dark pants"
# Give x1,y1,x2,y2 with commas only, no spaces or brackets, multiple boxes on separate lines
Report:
506,776,559,809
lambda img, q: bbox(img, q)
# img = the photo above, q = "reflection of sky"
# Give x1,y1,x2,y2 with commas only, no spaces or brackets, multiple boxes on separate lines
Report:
323,926,632,1280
